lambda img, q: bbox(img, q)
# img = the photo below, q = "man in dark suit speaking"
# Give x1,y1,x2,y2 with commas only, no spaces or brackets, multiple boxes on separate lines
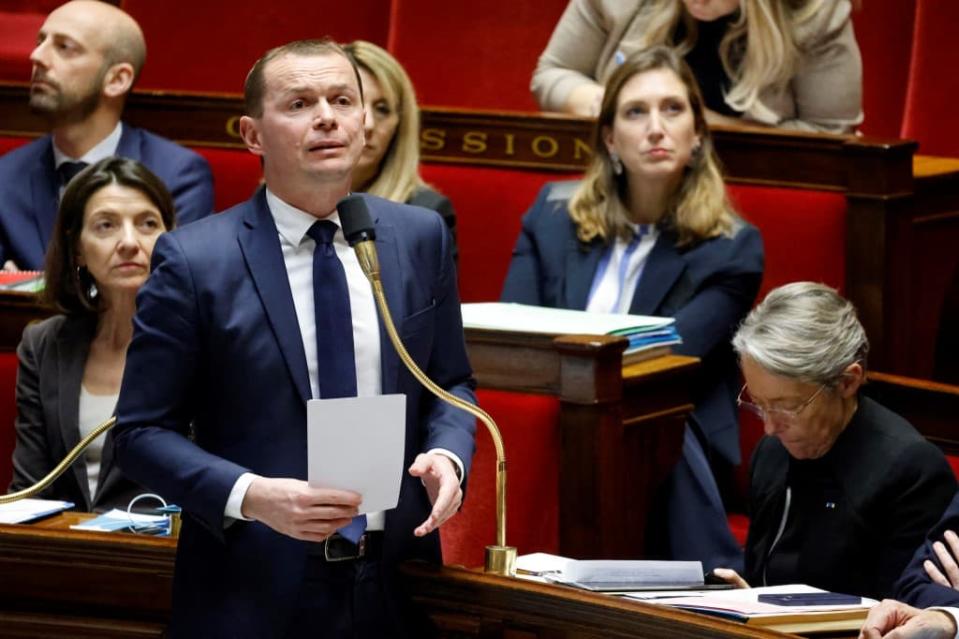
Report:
113,39,476,638
0,0,213,270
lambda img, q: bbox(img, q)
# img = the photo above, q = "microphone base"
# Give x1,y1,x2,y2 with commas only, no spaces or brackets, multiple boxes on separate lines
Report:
484,545,517,577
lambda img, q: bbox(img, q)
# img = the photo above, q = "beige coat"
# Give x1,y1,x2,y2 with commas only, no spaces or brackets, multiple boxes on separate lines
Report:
531,0,863,133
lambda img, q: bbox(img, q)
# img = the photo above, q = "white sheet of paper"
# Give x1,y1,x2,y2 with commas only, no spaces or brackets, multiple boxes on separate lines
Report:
307,394,406,514
0,498,73,524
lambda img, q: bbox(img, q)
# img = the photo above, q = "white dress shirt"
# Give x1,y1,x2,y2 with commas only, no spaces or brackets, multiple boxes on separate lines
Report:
77,386,118,501
52,121,123,196
585,223,658,314
225,190,462,531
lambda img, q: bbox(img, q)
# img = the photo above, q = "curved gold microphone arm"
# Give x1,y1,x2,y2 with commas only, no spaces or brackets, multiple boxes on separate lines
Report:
354,241,516,576
0,417,116,505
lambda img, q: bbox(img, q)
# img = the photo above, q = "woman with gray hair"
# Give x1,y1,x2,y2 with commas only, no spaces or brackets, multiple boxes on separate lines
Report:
712,282,956,600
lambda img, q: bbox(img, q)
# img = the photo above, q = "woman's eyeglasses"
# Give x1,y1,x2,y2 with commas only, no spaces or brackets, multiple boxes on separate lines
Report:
737,384,827,426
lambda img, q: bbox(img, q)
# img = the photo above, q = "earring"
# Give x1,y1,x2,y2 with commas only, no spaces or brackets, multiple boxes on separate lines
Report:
688,142,703,168
610,151,623,176
88,282,98,300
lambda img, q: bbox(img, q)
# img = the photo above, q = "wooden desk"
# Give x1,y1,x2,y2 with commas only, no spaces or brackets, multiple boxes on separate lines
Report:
0,515,822,639
401,562,818,639
464,328,697,559
0,513,174,638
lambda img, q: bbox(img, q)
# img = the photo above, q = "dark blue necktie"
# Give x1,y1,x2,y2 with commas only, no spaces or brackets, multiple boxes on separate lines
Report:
57,161,88,188
305,220,366,542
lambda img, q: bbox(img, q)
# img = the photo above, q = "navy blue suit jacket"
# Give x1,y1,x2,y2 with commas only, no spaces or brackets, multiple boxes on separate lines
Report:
895,492,959,608
501,181,764,464
113,190,476,637
0,123,214,269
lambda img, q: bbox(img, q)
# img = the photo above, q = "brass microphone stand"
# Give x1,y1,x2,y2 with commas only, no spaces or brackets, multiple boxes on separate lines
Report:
0,417,181,536
0,417,115,505
352,233,517,577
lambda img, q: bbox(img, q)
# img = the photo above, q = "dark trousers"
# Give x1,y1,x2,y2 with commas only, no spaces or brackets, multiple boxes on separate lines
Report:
283,552,407,639
661,424,744,573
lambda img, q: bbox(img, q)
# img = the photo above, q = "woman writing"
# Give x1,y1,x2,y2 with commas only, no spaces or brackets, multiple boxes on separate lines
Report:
532,0,862,133
503,46,764,569
8,157,175,512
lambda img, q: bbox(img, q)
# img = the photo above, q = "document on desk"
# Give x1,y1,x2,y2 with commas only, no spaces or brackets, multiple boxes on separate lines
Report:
307,394,406,514
0,498,73,524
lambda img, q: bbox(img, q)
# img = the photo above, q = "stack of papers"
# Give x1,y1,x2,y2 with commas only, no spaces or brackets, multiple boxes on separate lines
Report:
461,303,681,364
0,270,44,293
514,553,720,592
628,584,876,634
69,509,170,534
0,498,74,524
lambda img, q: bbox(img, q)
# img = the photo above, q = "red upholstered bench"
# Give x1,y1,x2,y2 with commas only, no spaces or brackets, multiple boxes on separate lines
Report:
420,163,573,302
0,352,20,490
0,3,52,84
440,389,560,566
189,146,263,213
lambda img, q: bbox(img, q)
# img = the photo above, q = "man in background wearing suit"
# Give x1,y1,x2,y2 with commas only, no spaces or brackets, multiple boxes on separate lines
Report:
113,38,475,638
859,493,959,638
0,0,213,271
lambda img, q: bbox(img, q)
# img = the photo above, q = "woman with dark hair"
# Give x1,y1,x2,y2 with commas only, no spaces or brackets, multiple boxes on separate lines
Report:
503,45,764,569
8,156,175,511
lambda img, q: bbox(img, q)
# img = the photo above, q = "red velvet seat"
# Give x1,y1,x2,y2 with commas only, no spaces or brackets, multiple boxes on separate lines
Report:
900,0,959,156
0,12,45,84
0,353,20,490
420,163,573,302
852,0,917,137
189,147,263,213
440,388,560,566
387,0,568,112
121,0,389,94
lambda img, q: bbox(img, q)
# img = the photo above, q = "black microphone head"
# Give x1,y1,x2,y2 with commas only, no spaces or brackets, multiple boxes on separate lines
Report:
338,194,376,246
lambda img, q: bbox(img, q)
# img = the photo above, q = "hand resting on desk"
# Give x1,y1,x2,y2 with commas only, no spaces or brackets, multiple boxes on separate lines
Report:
859,599,957,639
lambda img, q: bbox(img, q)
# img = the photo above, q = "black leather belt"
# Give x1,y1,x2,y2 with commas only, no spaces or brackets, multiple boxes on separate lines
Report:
322,532,383,562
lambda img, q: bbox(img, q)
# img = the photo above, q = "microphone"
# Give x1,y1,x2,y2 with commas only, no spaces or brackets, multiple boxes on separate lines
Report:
336,194,516,577
338,194,379,280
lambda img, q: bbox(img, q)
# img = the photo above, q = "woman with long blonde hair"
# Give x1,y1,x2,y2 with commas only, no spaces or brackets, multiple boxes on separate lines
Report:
345,40,458,254
532,0,861,133
504,46,764,570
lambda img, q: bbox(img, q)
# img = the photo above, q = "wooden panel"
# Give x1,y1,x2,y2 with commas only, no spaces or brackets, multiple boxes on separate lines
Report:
0,82,915,190
0,513,174,637
401,563,800,639
865,371,959,455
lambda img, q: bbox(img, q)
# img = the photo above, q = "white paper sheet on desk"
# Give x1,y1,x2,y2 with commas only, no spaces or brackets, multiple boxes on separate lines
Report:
0,498,73,524
307,394,406,514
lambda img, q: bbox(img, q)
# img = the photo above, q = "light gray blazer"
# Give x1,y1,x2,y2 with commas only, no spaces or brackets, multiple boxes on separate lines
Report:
532,0,863,133
8,314,142,512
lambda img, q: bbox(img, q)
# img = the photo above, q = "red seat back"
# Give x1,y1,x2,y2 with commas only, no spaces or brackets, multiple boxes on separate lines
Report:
120,0,389,93
0,352,21,490
387,0,568,111
421,163,572,302
852,1,917,137
189,146,263,213
440,388,561,566
900,0,959,156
